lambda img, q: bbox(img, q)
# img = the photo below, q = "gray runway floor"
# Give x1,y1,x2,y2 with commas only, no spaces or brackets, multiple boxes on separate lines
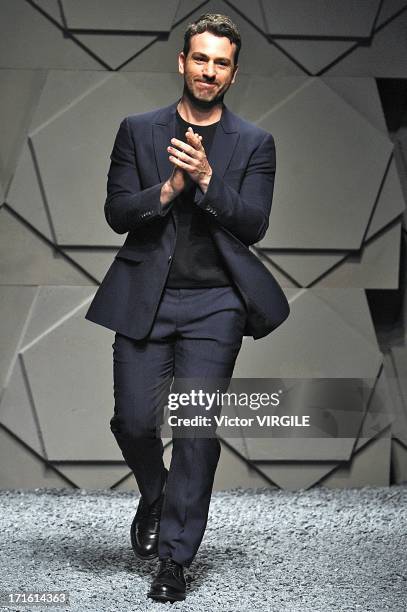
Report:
0,485,406,611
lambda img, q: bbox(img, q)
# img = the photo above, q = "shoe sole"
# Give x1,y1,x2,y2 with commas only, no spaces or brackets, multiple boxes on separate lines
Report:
132,548,158,561
147,592,186,602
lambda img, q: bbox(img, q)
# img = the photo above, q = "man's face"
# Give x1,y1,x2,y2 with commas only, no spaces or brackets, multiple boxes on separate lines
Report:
178,31,238,109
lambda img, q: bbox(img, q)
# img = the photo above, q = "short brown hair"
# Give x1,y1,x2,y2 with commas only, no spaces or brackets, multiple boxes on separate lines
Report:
183,13,241,66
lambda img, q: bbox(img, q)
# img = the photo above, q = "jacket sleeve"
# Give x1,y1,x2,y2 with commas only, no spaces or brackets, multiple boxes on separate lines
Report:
104,117,173,234
194,132,276,246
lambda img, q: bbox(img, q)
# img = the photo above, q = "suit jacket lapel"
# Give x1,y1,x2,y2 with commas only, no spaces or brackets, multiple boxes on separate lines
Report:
152,99,179,184
193,106,239,204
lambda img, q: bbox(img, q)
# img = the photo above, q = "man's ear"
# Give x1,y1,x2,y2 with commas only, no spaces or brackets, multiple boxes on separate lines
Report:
178,51,186,76
231,64,239,84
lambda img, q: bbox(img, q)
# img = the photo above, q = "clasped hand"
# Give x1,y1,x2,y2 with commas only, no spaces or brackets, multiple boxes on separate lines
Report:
167,127,212,191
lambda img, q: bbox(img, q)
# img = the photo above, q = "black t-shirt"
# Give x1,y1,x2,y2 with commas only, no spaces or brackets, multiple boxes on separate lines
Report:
165,110,232,288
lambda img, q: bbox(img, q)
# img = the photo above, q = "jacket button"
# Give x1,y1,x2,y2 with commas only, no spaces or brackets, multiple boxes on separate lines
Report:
168,255,172,263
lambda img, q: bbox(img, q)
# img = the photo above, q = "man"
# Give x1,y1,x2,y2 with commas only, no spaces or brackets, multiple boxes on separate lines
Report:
85,13,289,604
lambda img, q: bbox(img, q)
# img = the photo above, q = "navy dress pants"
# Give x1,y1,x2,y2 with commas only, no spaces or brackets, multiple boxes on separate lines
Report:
109,285,247,567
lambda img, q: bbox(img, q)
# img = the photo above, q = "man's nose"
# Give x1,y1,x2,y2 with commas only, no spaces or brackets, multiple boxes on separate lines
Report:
203,62,216,78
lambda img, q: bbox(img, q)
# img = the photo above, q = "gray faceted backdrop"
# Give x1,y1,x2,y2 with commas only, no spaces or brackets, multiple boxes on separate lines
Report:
1,0,407,492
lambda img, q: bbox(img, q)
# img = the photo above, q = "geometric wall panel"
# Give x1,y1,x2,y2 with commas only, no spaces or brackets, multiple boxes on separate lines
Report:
0,427,68,489
244,437,356,463
266,219,402,289
61,249,120,283
30,0,68,23
228,0,267,34
244,429,391,491
257,78,393,249
391,438,407,484
230,75,309,123
29,71,109,133
29,72,182,247
247,249,294,288
0,356,45,456
213,443,277,491
365,157,405,239
0,287,101,466
6,142,54,241
325,4,407,77
276,39,357,76
383,351,407,448
315,222,401,288
377,0,407,27
229,0,380,80
231,361,393,489
303,289,385,348
261,250,345,288
20,296,117,461
33,0,208,71
262,1,381,39
231,0,403,77
1,0,406,492
263,221,402,289
322,77,389,135
0,0,102,70
221,378,393,490
70,34,157,72
0,285,37,391
2,0,407,79
389,346,407,447
20,286,95,349
355,366,396,447
51,465,131,491
234,288,382,379
62,0,179,32
232,425,392,491
229,284,387,485
0,208,92,285
0,68,45,190
122,0,304,75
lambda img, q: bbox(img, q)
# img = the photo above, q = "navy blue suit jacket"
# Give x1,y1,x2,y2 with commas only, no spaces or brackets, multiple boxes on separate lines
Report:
85,98,290,340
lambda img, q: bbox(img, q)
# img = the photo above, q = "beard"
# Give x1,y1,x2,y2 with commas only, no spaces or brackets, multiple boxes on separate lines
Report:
182,77,228,110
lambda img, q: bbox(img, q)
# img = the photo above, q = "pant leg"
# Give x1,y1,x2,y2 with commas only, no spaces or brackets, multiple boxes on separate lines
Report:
158,286,247,567
109,290,177,506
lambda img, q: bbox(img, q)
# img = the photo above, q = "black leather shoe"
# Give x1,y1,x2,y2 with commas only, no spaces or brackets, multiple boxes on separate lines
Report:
147,558,186,603
130,469,168,560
